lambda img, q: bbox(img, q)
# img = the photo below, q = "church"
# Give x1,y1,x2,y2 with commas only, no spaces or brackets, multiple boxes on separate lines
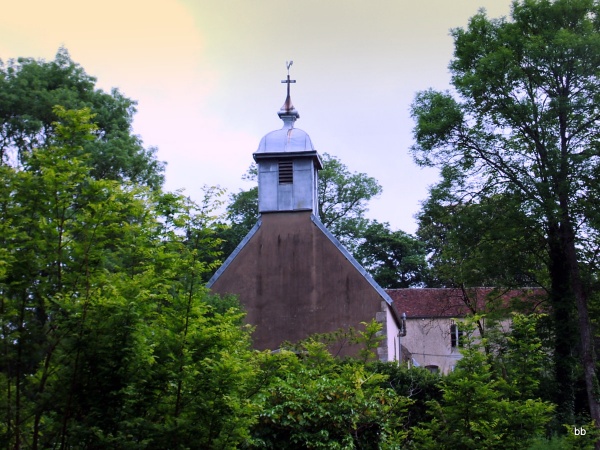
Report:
208,68,403,361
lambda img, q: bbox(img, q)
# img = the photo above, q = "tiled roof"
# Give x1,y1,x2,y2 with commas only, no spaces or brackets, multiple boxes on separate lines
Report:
385,288,546,318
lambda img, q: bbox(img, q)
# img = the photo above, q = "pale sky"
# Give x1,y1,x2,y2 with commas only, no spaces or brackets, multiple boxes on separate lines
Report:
0,0,513,233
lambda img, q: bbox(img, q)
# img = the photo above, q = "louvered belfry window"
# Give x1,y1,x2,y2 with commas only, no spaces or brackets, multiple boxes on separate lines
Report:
278,160,293,184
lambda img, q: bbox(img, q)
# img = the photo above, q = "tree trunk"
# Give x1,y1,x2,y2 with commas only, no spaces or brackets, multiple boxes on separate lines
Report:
547,223,578,425
561,220,600,430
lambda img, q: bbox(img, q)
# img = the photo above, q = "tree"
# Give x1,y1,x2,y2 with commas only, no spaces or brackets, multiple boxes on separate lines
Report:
317,153,382,251
219,186,259,258
410,0,600,428
249,341,410,449
0,107,259,449
410,318,554,450
0,47,164,189
416,186,548,288
356,220,428,288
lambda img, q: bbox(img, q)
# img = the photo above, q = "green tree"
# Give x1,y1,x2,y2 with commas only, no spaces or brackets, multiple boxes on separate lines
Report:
219,186,259,258
0,106,153,448
417,186,548,289
249,341,410,449
356,220,428,288
317,153,382,251
0,107,259,449
410,318,554,450
410,0,600,426
0,47,164,189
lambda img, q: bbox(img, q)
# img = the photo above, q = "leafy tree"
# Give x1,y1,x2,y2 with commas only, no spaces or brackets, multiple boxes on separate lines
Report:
368,362,443,431
0,47,164,189
410,318,554,450
317,153,382,251
410,0,600,426
0,107,259,449
249,341,410,449
356,220,428,288
0,106,152,448
220,186,259,258
417,186,548,289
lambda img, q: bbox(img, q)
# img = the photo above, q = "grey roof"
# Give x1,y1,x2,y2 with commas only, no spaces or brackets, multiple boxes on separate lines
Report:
256,123,314,154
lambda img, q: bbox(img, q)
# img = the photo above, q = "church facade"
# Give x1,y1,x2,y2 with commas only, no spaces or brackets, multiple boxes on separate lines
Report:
208,71,403,361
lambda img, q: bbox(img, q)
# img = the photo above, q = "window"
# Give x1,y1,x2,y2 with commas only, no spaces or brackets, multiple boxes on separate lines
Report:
425,365,439,374
450,322,463,348
278,160,293,184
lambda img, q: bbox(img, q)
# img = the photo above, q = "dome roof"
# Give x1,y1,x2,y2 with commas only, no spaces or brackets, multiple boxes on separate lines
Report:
255,65,315,154
256,124,314,153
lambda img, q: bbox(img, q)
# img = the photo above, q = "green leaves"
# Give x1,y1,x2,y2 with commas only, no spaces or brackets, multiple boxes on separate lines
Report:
411,0,600,427
410,89,464,159
0,47,165,189
356,221,427,288
0,105,260,449
249,343,411,449
410,317,554,450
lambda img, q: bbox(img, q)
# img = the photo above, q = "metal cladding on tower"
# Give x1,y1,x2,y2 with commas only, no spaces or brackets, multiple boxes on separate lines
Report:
254,64,322,214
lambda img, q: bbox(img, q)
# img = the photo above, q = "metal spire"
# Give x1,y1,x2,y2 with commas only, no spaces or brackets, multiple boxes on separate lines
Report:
279,60,299,119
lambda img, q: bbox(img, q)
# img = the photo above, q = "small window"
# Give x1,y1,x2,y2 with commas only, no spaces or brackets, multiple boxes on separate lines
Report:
425,365,439,374
278,161,293,184
450,323,463,348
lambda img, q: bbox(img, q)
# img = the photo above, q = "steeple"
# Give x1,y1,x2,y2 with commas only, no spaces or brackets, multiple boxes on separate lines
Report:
278,61,299,121
253,63,322,214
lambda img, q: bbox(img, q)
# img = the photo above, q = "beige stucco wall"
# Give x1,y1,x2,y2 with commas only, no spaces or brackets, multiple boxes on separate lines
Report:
403,318,463,374
403,317,512,373
385,305,401,362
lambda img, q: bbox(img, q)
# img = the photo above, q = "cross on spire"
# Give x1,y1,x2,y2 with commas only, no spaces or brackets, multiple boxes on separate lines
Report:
278,60,299,119
281,60,296,98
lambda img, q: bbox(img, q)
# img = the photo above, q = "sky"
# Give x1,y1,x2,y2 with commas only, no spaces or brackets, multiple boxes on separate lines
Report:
0,0,514,233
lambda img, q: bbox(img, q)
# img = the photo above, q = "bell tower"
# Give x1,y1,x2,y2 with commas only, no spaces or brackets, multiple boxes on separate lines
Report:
253,61,323,215
208,63,400,361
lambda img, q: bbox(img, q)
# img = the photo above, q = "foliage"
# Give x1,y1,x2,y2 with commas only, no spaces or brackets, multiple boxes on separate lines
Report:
316,153,382,251
0,47,164,189
409,319,554,450
417,188,547,288
282,319,386,363
490,313,550,400
410,0,600,425
219,186,259,258
356,220,428,288
249,342,411,449
368,362,443,430
0,107,258,449
528,425,600,450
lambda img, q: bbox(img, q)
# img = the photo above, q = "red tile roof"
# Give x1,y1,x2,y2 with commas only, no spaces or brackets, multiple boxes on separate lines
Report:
385,288,547,318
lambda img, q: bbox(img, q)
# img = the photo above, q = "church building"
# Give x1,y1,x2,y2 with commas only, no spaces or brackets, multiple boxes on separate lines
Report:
208,68,403,361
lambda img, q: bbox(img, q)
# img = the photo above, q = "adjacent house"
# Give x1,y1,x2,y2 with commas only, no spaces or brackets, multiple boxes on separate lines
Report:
387,288,546,373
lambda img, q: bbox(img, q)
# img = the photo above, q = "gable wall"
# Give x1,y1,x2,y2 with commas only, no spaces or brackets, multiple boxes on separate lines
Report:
210,211,386,356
